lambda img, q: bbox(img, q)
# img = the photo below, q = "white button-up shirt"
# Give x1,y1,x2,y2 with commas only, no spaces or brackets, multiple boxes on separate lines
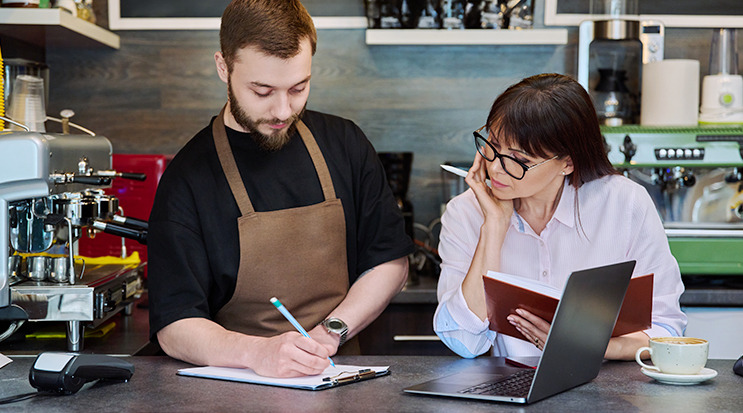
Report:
434,175,687,358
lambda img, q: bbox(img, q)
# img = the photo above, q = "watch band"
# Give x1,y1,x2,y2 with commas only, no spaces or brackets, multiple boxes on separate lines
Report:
337,329,348,347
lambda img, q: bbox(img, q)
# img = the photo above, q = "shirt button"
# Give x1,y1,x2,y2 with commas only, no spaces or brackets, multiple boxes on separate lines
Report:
542,271,547,277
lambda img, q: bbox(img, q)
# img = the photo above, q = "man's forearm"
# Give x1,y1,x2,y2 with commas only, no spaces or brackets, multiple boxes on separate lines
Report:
325,256,408,338
157,256,408,366
158,318,258,368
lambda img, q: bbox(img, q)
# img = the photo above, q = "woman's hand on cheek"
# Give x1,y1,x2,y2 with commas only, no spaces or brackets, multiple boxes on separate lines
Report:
466,154,513,228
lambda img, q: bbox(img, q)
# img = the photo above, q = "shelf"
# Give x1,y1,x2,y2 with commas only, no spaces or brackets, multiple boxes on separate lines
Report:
0,8,119,49
365,28,568,45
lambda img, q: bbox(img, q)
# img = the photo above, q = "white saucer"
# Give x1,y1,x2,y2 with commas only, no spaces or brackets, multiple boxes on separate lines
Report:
641,367,718,385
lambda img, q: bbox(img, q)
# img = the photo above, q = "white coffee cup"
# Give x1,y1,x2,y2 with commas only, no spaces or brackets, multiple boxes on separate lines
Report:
635,337,709,375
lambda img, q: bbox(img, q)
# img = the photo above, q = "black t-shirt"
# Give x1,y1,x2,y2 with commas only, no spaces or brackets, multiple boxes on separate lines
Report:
147,110,414,338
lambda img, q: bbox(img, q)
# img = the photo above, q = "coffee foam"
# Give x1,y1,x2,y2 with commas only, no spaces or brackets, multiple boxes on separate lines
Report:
653,337,706,345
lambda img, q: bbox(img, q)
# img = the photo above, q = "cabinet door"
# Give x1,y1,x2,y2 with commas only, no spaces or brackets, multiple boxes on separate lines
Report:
358,303,453,356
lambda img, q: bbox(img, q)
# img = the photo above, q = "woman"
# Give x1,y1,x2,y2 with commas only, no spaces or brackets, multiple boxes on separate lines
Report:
434,73,686,360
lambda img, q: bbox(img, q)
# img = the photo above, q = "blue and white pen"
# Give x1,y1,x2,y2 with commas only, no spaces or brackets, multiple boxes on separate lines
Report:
270,297,335,367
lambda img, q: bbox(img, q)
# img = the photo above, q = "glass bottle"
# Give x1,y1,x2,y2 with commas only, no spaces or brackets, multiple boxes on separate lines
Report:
417,0,441,29
75,0,96,24
442,0,465,30
364,0,382,29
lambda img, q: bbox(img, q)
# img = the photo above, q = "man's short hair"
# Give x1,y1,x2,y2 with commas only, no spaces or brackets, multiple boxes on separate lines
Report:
220,0,317,71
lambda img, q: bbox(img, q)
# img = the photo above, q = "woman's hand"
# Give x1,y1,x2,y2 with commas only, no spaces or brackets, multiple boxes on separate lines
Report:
508,309,651,358
459,154,514,321
507,309,550,350
605,332,650,360
465,154,513,232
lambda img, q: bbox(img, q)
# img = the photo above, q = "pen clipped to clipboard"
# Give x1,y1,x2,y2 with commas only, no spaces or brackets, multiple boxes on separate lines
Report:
322,368,378,385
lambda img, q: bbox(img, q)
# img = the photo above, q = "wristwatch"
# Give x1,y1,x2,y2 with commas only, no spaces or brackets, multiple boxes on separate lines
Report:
322,317,348,347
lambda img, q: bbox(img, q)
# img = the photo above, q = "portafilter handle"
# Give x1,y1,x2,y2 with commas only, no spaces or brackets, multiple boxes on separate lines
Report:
51,173,112,186
112,215,148,230
94,170,147,181
117,172,147,181
91,219,147,245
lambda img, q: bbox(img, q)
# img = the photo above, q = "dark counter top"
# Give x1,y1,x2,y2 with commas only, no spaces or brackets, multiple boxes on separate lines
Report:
0,356,741,412
396,276,743,306
680,288,743,306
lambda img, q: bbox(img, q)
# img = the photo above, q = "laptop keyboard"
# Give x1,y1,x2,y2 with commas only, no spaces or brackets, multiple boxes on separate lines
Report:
457,369,535,397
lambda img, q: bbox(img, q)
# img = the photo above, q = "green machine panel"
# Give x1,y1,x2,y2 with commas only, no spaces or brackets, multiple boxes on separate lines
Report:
669,238,743,276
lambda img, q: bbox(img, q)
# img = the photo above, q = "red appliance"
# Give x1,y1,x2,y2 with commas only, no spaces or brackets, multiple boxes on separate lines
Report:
77,154,170,279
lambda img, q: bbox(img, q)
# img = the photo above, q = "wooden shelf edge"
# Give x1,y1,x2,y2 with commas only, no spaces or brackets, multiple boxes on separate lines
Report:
365,28,568,45
0,8,120,49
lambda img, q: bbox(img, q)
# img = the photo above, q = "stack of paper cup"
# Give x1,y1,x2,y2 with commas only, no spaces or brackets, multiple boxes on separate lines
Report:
641,59,700,127
7,75,46,132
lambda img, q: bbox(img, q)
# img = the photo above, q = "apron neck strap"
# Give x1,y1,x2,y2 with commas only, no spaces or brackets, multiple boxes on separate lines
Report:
212,105,337,216
213,105,254,215
295,119,336,201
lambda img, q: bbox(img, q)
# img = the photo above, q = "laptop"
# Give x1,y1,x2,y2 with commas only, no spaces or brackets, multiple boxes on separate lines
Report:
404,260,637,404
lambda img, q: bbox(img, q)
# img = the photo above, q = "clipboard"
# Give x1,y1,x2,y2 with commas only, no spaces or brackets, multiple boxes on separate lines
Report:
177,364,390,391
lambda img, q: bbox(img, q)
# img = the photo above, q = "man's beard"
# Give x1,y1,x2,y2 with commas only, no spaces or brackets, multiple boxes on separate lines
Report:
227,79,304,152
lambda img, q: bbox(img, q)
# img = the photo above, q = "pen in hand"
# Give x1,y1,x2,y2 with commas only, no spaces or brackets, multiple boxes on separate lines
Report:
270,297,336,367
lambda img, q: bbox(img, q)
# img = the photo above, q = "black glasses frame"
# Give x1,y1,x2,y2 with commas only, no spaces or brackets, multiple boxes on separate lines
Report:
473,126,530,180
473,125,558,181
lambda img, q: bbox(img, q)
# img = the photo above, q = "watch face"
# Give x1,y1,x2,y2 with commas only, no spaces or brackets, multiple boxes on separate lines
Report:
327,320,344,330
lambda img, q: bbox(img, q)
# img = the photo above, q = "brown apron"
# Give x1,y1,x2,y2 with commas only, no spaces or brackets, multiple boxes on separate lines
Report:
212,106,359,354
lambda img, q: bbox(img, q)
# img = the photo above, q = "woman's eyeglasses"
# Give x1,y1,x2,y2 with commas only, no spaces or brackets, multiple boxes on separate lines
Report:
473,125,558,180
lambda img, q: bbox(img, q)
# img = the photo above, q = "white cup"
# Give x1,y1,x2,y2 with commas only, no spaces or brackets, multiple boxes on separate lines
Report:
635,337,709,375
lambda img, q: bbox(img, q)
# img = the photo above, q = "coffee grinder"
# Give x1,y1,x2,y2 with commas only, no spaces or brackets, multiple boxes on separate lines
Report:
577,0,664,125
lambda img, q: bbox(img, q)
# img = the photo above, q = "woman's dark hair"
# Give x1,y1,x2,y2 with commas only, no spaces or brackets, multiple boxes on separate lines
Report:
220,0,317,72
486,73,617,187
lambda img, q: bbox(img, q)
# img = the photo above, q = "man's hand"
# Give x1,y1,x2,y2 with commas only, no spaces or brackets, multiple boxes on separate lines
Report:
248,331,332,377
158,318,332,377
309,324,341,357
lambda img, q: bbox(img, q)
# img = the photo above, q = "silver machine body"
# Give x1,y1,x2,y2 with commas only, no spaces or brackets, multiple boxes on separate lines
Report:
0,131,142,351
602,126,743,277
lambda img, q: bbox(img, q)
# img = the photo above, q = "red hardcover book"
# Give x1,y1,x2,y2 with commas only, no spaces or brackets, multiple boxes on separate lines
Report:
483,271,653,339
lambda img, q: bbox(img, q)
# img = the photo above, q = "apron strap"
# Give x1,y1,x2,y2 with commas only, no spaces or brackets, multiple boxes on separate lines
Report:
212,105,338,216
296,120,337,200
213,105,255,216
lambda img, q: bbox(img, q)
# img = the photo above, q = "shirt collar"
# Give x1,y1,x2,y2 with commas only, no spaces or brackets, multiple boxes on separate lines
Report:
510,177,575,232
552,177,575,228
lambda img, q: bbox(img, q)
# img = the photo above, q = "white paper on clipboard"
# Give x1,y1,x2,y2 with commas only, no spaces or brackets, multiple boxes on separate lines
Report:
177,364,389,391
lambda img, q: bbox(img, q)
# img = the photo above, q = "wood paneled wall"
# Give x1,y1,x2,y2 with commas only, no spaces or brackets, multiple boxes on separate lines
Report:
43,25,714,227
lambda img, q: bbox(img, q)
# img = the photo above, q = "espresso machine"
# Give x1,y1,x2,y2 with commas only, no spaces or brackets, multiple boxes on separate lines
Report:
603,125,743,277
0,127,148,351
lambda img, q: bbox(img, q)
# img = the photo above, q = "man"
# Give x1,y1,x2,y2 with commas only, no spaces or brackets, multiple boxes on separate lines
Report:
147,0,413,378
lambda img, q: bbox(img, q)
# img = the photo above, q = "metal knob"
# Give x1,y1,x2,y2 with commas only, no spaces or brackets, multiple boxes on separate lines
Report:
619,135,637,163
60,109,75,134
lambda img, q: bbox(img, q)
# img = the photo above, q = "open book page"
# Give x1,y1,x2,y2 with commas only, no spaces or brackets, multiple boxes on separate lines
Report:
483,271,653,339
485,271,562,299
177,364,389,390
